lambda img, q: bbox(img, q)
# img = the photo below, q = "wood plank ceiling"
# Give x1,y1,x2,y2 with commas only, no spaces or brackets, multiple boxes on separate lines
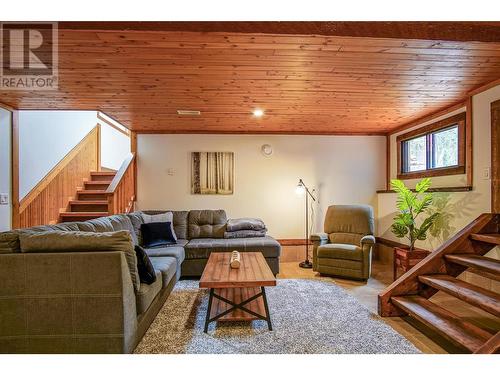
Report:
1,22,500,134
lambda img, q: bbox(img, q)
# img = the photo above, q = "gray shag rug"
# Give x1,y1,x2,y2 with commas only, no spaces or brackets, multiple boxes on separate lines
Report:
134,279,420,354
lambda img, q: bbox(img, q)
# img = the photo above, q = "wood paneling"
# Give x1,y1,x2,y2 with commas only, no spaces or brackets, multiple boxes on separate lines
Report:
493,100,500,213
106,153,136,215
1,25,500,134
388,100,467,136
277,239,307,246
18,126,99,228
59,22,500,43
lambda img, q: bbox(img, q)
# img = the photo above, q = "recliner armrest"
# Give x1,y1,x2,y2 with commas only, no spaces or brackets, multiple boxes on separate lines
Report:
360,235,376,245
311,233,329,272
310,233,329,243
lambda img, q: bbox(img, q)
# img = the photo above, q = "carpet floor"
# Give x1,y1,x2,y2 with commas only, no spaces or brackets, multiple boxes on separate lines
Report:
134,278,420,354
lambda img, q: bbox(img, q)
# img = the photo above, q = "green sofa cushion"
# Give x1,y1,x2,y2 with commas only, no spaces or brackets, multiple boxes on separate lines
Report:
136,269,162,315
317,243,363,261
18,230,140,291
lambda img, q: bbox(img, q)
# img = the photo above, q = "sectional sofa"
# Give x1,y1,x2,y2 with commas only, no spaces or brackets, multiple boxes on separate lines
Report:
0,209,281,353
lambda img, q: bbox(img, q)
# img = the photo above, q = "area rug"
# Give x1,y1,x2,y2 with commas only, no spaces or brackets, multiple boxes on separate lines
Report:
134,279,420,354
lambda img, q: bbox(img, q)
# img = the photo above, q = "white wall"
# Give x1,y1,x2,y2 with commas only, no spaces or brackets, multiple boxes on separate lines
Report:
0,108,12,231
378,84,500,250
137,135,386,239
19,110,97,198
18,110,130,199
99,122,131,170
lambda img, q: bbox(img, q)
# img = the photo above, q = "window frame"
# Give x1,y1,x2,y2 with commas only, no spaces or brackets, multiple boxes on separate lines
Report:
396,112,466,180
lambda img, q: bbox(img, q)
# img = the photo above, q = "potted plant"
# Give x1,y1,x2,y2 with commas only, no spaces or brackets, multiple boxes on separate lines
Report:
390,178,440,280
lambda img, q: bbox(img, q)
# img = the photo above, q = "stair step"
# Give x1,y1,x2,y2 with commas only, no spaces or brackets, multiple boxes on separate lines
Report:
470,233,500,245
445,254,500,282
475,332,500,354
84,181,111,190
90,171,116,175
77,190,108,201
59,212,109,222
419,274,500,317
392,295,492,352
69,200,109,213
90,171,116,182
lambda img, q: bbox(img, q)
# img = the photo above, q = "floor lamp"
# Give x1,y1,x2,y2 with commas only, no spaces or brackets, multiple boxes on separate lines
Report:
295,179,316,269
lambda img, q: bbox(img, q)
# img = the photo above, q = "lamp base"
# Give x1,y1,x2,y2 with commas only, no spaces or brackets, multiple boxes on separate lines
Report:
299,259,313,269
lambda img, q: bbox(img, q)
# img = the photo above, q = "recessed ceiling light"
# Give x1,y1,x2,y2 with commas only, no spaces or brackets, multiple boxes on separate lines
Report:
177,110,201,116
253,108,264,117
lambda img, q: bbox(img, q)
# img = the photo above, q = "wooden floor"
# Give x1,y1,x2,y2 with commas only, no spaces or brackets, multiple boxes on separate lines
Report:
277,259,499,354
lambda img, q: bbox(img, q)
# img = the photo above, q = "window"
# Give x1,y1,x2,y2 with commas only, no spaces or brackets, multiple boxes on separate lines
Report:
397,113,466,179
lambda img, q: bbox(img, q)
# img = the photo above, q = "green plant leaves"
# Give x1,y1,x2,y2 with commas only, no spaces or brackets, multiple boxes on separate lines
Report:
391,179,415,212
391,222,408,238
415,178,432,193
391,178,441,250
413,193,433,215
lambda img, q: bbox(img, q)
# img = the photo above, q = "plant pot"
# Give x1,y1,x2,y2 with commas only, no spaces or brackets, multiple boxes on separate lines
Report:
393,246,431,281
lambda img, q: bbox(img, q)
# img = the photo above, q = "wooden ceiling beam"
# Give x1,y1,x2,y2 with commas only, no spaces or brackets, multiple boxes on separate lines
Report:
59,22,500,43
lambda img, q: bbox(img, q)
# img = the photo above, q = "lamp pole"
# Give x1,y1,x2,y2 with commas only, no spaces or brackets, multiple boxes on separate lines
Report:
298,179,316,269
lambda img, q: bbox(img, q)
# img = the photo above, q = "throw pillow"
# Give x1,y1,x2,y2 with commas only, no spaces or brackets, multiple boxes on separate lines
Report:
141,222,177,247
134,245,157,284
141,212,177,241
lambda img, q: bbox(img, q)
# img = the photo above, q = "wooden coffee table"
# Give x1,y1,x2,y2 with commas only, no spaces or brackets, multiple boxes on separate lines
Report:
199,252,276,333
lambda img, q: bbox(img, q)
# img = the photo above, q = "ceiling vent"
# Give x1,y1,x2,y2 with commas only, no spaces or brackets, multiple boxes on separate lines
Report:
177,110,201,116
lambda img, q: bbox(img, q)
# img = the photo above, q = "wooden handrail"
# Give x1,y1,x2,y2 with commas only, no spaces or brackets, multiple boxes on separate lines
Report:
106,152,136,215
106,153,135,194
378,213,498,317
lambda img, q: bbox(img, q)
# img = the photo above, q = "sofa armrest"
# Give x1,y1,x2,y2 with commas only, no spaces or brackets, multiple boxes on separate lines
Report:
0,251,137,353
360,235,376,245
310,233,329,271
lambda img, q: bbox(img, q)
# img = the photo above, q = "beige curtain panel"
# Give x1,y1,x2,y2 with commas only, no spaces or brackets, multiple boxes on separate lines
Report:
191,152,234,194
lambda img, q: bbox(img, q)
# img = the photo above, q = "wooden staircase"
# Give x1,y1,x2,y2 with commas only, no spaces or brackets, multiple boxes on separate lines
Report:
59,171,116,222
379,214,500,353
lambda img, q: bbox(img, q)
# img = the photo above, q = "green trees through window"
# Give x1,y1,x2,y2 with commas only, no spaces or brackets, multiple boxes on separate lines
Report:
402,125,459,173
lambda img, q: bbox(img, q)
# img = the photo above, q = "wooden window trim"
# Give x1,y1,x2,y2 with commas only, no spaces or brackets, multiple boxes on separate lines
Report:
396,112,466,180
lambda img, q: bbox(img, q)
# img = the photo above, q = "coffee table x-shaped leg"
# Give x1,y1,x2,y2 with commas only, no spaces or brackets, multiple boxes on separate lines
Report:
204,287,273,333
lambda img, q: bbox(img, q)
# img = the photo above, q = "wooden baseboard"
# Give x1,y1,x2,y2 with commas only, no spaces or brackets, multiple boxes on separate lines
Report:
278,239,307,246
